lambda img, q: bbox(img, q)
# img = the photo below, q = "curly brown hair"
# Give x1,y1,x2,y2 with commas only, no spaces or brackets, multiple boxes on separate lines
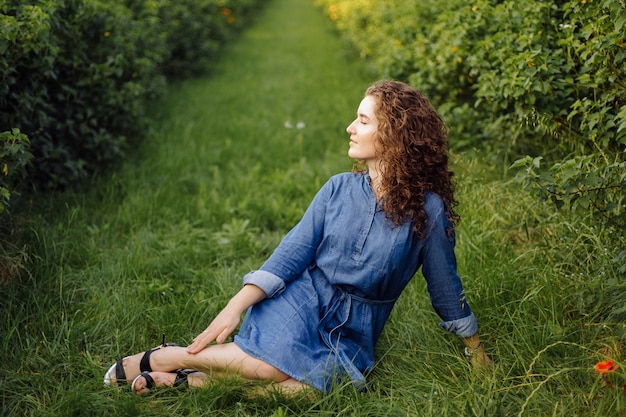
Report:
353,80,459,236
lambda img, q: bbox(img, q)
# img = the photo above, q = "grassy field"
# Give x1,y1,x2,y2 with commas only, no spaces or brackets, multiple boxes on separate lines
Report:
1,0,625,415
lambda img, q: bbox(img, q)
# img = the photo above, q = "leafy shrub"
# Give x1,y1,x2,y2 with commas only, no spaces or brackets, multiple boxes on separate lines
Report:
0,128,32,285
512,154,626,228
1,0,168,189
122,0,262,78
316,0,626,228
0,0,262,192
0,129,32,215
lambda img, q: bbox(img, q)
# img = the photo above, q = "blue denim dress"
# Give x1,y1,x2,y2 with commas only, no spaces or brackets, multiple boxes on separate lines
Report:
233,172,477,392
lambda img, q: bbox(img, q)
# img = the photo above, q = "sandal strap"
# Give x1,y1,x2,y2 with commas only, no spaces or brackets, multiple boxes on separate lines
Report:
139,342,179,373
173,369,197,388
141,372,155,389
115,358,126,382
139,349,154,373
131,372,155,392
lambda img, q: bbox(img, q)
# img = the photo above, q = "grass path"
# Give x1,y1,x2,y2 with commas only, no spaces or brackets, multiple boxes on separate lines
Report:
2,0,624,415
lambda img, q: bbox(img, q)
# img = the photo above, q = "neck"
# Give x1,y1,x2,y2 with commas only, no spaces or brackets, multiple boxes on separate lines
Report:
367,160,381,183
368,168,383,200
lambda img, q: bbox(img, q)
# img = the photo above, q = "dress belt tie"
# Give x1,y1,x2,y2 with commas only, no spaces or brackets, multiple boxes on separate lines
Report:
347,292,397,306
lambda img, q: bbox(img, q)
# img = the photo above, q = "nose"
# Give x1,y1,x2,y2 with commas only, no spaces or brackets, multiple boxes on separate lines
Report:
346,119,356,135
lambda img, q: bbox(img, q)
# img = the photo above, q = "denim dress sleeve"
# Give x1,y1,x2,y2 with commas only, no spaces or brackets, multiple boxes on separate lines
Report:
242,177,332,298
420,193,478,338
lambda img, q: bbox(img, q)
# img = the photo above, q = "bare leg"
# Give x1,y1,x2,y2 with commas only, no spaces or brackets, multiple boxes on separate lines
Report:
274,377,309,393
117,342,291,384
132,371,312,396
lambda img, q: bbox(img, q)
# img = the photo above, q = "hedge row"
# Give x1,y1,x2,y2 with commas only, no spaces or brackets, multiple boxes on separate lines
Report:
317,0,626,228
0,0,262,209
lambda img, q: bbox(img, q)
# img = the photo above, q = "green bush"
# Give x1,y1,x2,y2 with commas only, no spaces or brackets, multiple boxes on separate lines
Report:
123,0,262,78
1,0,167,189
0,0,262,191
317,0,626,228
0,129,32,215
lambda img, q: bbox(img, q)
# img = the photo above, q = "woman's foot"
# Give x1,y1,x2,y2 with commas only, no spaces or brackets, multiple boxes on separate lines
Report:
131,370,206,395
104,343,177,386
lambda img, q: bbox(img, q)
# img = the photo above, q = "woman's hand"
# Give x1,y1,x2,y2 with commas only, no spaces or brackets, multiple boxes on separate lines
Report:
470,348,492,368
186,284,267,354
186,304,241,354
461,334,493,368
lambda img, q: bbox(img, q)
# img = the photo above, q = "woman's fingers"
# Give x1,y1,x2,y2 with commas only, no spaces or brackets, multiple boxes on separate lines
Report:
215,326,233,344
187,323,233,354
186,307,241,354
187,328,215,353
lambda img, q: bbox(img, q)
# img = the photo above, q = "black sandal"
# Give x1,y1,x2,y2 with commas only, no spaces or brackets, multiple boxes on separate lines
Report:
173,369,199,388
104,334,178,386
130,369,199,393
131,371,155,392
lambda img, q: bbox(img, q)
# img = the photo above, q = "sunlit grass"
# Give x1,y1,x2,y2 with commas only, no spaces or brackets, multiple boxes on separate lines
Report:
1,0,625,415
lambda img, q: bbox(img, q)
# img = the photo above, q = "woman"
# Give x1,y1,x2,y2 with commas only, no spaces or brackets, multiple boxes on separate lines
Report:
104,80,491,394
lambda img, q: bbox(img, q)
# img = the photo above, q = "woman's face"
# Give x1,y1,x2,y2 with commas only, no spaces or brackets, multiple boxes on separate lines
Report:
346,95,379,164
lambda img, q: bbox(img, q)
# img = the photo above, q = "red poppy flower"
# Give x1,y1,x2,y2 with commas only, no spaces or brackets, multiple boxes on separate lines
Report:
595,360,619,374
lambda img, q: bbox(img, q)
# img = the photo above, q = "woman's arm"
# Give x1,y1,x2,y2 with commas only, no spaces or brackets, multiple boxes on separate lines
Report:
256,177,332,285
420,195,492,366
186,284,266,354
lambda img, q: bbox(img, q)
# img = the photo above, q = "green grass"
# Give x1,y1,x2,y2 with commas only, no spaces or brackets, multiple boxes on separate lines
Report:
1,0,625,415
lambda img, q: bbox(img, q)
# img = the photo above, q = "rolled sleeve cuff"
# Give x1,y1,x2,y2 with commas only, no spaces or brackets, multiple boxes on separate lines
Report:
438,312,478,338
242,270,285,298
